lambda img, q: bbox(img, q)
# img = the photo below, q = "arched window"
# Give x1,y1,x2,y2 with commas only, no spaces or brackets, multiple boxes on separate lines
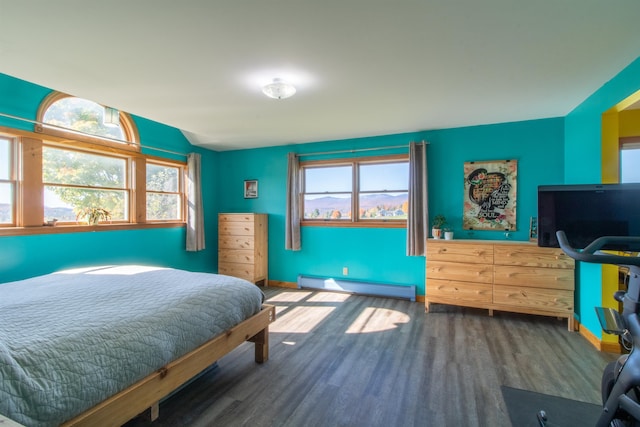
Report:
36,92,139,150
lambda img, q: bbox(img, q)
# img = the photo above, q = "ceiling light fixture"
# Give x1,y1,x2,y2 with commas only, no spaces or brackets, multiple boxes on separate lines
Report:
262,78,296,100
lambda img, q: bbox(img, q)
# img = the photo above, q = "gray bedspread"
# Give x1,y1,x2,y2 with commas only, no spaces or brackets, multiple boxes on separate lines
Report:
0,265,264,426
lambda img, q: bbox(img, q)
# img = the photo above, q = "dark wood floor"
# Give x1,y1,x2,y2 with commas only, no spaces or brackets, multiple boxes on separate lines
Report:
127,287,616,427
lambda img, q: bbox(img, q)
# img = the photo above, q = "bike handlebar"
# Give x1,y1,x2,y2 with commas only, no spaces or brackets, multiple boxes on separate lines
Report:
556,231,640,267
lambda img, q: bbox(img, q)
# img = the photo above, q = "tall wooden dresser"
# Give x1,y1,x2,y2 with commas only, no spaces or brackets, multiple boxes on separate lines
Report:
425,240,575,330
218,213,268,286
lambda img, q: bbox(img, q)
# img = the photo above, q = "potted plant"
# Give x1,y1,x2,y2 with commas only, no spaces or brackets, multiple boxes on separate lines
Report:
444,227,454,240
431,214,447,239
76,207,111,225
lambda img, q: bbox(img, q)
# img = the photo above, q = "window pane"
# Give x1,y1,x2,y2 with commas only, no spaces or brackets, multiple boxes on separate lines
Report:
359,192,408,219
147,164,179,192
0,183,12,223
360,162,408,191
622,148,640,183
304,194,351,219
305,166,352,193
43,147,126,188
43,97,125,140
147,193,180,220
0,138,9,180
44,186,127,222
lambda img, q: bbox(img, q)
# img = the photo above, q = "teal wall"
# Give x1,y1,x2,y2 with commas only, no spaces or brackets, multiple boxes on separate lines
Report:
0,73,219,283
565,55,640,337
217,117,565,296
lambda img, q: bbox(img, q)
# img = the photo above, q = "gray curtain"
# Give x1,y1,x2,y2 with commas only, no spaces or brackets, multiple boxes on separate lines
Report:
407,142,428,256
186,153,205,251
285,152,301,250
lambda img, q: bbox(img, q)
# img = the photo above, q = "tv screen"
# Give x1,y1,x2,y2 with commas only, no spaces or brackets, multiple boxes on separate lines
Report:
538,183,640,252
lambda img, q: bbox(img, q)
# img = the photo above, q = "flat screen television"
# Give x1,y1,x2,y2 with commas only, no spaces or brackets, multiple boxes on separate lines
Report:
538,183,640,252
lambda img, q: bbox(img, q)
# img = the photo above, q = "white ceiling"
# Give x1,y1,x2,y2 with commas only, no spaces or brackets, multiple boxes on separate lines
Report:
1,1,639,151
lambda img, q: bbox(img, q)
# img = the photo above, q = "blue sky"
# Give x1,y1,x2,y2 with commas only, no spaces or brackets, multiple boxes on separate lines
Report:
305,162,409,194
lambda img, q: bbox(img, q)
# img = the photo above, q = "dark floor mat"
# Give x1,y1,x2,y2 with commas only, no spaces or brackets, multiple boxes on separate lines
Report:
501,385,602,427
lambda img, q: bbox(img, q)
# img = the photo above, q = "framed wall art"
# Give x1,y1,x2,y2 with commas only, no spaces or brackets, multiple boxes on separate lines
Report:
462,159,517,231
244,180,258,199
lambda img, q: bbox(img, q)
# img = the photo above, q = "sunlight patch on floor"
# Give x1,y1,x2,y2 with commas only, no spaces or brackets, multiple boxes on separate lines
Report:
270,306,336,333
266,291,313,303
346,307,410,334
307,292,351,302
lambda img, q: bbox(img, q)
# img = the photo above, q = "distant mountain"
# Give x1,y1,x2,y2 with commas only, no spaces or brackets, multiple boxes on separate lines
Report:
304,196,351,212
45,207,76,221
359,193,407,209
0,203,75,223
305,193,407,218
0,203,10,222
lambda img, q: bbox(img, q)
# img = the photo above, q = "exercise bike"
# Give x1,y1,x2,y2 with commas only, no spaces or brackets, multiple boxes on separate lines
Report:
538,231,640,427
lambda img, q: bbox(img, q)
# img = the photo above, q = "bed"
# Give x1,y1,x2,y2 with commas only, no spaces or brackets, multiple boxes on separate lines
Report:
0,265,275,427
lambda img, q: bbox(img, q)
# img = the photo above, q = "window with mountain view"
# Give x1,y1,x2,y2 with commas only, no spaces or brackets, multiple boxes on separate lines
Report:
302,156,409,224
303,164,353,220
0,137,14,225
358,161,409,219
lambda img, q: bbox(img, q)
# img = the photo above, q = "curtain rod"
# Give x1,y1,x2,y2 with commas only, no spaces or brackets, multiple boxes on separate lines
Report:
296,141,428,158
0,112,188,157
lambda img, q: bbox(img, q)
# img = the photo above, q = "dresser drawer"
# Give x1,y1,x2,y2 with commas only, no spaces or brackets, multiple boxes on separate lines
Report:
426,242,493,264
427,279,493,304
218,249,255,264
218,262,257,282
219,235,255,250
493,245,574,269
494,265,574,290
493,285,573,312
219,221,256,236
219,213,257,223
427,260,493,284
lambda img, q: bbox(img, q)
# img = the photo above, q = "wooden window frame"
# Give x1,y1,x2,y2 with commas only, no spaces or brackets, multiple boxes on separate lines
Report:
0,135,17,226
301,154,408,229
145,159,186,222
42,142,132,225
0,125,186,237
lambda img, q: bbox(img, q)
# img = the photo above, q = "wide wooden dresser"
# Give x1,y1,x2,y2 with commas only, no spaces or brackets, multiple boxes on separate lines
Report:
425,239,575,330
218,213,268,286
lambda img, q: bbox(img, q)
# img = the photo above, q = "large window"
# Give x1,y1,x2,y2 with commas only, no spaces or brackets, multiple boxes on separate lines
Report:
302,156,409,225
146,162,183,221
0,137,15,225
43,146,129,223
0,92,186,235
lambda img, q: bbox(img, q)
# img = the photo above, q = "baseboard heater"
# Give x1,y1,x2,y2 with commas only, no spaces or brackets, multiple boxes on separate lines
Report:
297,275,416,302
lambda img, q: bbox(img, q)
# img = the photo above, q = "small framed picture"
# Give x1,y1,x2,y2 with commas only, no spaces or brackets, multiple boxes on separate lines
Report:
244,180,258,199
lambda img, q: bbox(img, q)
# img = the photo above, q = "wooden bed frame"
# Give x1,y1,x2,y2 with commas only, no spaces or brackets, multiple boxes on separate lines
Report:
60,304,276,427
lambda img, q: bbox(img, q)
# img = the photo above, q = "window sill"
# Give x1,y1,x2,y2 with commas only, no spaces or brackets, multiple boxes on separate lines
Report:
0,222,185,237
